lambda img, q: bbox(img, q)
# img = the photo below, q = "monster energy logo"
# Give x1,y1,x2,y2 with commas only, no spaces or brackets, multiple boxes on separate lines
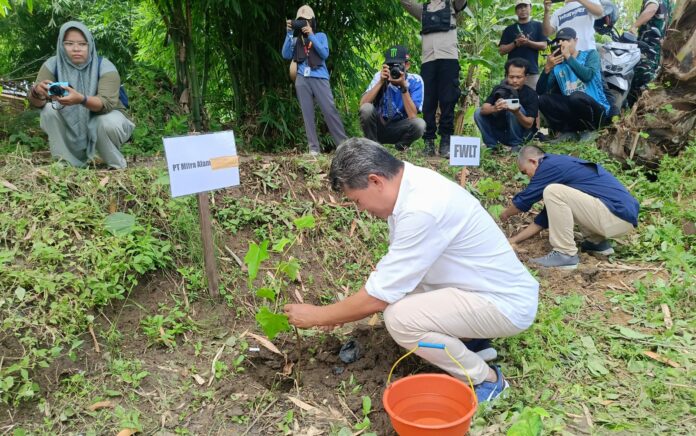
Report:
390,48,398,58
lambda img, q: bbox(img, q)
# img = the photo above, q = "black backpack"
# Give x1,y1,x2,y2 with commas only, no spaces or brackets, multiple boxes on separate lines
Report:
54,56,129,109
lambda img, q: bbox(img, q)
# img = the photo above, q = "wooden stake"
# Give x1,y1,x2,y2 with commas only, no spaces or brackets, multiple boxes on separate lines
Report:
197,192,220,297
459,167,469,187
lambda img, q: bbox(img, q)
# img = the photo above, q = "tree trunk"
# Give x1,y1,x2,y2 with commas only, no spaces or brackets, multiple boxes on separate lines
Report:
599,0,696,167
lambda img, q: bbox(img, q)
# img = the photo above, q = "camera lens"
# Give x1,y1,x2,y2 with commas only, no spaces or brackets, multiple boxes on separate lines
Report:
389,65,403,80
49,85,65,96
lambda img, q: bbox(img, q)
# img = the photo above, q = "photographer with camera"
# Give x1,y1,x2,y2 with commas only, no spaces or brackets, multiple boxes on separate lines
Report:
499,0,547,90
28,21,133,169
400,0,468,157
543,0,603,51
474,58,538,152
281,5,347,156
359,45,425,151
537,27,610,140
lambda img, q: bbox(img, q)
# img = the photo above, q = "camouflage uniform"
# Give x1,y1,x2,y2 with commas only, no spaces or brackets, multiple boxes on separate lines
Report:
632,0,672,92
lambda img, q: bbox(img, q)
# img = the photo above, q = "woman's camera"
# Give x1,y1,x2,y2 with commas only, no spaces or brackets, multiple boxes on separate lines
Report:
387,63,405,80
48,82,70,97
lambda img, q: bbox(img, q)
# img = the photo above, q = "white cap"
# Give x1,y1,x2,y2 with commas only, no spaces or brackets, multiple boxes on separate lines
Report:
296,5,315,19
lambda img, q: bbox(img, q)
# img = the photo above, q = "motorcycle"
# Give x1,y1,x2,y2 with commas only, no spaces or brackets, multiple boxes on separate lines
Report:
598,29,642,114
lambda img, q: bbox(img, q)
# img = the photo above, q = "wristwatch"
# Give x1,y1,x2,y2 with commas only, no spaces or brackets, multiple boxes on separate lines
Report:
400,84,409,94
80,94,88,106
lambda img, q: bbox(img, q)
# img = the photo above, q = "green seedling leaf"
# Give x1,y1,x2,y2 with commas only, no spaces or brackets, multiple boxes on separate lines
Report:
507,406,544,436
362,395,372,416
255,287,276,302
616,326,652,339
104,212,136,236
272,237,292,252
278,257,300,281
14,287,26,302
487,204,504,220
293,215,315,230
0,249,15,264
255,307,291,340
244,240,269,284
336,428,352,436
154,174,170,185
581,336,598,354
355,417,371,430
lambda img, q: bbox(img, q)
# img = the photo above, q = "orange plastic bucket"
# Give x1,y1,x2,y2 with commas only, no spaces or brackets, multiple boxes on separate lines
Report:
383,373,477,436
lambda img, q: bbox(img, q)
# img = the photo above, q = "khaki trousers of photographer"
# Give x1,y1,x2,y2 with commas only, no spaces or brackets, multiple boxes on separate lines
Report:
40,105,134,169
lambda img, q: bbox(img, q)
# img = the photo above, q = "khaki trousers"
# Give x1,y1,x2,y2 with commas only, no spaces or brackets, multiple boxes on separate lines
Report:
544,184,635,256
384,288,523,385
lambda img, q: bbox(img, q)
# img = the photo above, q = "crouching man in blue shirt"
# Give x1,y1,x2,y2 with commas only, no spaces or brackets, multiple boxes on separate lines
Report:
501,145,640,269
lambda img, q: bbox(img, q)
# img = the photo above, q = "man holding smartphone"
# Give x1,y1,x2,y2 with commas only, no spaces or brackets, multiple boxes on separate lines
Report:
499,0,547,89
474,58,538,152
536,27,610,140
543,0,603,51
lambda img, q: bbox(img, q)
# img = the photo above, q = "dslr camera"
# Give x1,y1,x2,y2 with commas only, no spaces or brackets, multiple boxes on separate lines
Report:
387,63,405,80
48,82,70,97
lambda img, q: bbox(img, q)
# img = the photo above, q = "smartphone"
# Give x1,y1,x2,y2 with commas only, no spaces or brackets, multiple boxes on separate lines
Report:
504,98,520,110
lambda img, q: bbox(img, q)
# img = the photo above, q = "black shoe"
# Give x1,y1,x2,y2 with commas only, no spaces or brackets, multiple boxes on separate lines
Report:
580,239,615,256
395,143,408,152
438,135,450,158
422,138,435,157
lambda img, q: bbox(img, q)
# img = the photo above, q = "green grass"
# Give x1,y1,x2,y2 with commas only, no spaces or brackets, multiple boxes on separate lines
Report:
0,139,694,434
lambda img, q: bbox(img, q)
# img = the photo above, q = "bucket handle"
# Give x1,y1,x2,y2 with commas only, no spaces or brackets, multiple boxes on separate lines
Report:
387,341,478,407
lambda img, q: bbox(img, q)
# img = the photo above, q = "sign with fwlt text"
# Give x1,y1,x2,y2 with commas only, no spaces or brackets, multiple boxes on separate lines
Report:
163,131,240,197
449,136,481,167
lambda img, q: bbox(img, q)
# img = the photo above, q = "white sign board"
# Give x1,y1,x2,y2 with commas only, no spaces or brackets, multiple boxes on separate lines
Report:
449,136,481,167
163,131,240,197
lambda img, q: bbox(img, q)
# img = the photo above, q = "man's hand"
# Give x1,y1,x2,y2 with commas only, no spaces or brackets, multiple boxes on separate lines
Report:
284,303,324,328
286,19,292,32
544,51,563,73
544,0,552,14
515,35,529,47
380,64,390,82
55,86,85,107
560,42,572,60
494,98,508,113
500,204,522,222
388,70,407,88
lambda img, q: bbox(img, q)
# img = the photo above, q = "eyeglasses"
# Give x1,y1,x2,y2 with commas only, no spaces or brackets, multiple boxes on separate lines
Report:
63,41,88,50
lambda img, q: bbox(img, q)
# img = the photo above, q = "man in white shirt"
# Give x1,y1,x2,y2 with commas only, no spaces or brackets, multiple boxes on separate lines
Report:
543,0,603,51
283,138,539,402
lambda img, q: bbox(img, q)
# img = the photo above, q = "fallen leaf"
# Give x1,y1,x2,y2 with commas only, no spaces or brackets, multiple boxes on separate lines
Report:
192,374,206,385
99,176,109,187
582,403,594,429
287,396,324,415
116,429,137,436
293,288,304,304
108,198,117,214
0,178,18,191
23,222,37,241
349,219,357,237
643,350,680,368
660,303,673,329
367,313,380,326
328,194,337,204
87,400,113,411
282,361,294,376
243,332,282,355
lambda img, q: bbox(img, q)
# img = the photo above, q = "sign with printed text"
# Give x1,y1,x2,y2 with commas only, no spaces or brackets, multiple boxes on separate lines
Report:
163,131,240,197
449,136,481,167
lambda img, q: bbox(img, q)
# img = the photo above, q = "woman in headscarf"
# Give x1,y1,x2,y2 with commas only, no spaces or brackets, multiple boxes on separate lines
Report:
28,21,134,169
281,5,347,156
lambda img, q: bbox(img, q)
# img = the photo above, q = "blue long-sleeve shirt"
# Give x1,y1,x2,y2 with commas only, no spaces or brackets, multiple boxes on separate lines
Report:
512,154,640,228
282,31,330,80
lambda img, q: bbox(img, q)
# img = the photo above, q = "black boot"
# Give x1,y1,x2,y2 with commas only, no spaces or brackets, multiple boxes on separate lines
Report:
439,135,450,158
422,138,435,157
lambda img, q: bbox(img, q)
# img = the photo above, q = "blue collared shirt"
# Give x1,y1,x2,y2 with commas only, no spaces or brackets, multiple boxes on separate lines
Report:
512,154,640,228
363,72,424,122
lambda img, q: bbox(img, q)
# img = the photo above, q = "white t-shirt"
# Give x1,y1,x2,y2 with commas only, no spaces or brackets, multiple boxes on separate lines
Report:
551,0,602,51
364,163,539,329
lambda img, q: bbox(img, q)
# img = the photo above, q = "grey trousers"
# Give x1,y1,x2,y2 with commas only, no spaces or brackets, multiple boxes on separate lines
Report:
294,75,347,153
40,105,134,169
359,103,426,147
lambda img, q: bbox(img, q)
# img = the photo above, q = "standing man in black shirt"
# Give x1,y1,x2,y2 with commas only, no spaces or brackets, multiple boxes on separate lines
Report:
498,0,547,89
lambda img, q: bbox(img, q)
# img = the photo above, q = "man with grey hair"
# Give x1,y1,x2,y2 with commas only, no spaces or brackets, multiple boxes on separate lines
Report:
284,138,539,403
501,145,639,269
